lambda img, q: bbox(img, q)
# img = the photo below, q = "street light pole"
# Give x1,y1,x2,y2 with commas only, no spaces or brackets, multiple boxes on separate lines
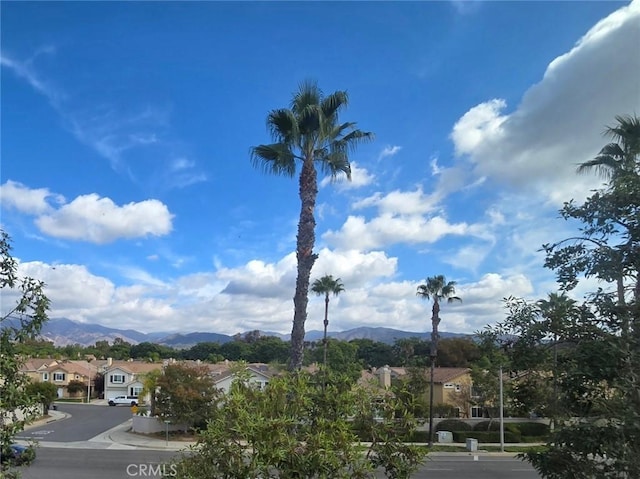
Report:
499,365,504,453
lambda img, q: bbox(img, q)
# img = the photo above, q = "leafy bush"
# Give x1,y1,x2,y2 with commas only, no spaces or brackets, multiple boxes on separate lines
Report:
431,404,459,418
519,435,549,443
435,419,472,432
473,421,520,434
66,380,86,395
515,422,550,437
473,420,500,431
172,371,426,478
406,430,430,442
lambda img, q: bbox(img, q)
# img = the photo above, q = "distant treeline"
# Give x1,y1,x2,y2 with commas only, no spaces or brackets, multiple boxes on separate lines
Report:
16,334,481,369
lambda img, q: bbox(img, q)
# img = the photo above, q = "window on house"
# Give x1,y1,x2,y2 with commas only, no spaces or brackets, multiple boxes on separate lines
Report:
110,374,125,384
43,372,49,381
130,386,143,396
444,383,454,389
471,406,483,418
53,372,65,382
455,384,462,392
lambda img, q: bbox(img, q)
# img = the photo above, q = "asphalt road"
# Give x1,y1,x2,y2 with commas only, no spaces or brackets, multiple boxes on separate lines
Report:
18,448,179,479
17,402,133,442
16,449,541,479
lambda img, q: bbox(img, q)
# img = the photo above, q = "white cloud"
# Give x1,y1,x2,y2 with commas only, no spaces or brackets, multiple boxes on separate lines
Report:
0,181,174,244
451,99,507,156
450,1,640,203
311,248,398,287
36,194,173,244
378,145,402,160
0,180,64,215
353,187,440,216
324,214,473,251
319,161,374,190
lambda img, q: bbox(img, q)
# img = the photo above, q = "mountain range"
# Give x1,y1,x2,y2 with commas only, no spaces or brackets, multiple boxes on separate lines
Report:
34,317,468,348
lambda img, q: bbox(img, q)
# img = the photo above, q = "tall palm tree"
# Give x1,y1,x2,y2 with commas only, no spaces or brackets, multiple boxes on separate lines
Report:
577,114,640,180
417,275,461,446
577,114,640,310
251,81,372,371
537,292,577,430
311,275,345,368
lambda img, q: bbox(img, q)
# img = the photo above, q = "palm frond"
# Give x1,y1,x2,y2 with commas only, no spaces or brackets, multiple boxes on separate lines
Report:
268,109,299,143
297,104,322,136
250,143,297,177
335,129,375,153
292,80,321,115
318,150,351,180
606,114,640,153
321,91,348,121
311,275,345,296
576,156,619,179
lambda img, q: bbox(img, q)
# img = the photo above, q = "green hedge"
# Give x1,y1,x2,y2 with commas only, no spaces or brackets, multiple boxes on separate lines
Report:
406,430,430,442
515,422,550,436
452,431,522,443
473,421,521,434
519,435,549,443
435,419,472,432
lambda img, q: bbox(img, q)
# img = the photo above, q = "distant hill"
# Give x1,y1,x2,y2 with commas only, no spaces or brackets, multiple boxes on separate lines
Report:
157,331,233,348
26,318,470,348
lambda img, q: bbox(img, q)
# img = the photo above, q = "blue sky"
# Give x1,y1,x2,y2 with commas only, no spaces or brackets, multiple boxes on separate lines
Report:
1,1,638,336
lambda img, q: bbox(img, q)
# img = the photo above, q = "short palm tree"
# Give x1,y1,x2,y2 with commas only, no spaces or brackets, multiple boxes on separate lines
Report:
417,275,461,446
251,80,372,371
138,369,162,416
311,275,345,368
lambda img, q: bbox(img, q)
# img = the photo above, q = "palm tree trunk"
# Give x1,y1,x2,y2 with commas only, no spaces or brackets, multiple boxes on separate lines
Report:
428,360,436,447
289,158,318,371
323,294,329,368
428,299,440,447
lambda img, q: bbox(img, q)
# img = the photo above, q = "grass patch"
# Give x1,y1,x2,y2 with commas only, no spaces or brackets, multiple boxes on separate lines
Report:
483,445,549,453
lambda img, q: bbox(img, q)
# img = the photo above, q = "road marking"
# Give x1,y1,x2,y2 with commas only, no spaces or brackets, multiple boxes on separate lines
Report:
30,430,54,435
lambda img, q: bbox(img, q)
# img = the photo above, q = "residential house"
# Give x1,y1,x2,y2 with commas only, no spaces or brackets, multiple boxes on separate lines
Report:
42,360,98,398
211,363,275,393
20,358,59,383
103,361,164,401
371,366,474,417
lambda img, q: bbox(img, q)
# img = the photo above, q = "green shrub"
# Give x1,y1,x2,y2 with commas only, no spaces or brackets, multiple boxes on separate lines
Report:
173,371,427,478
519,435,549,443
431,404,459,418
515,422,549,436
473,420,499,431
452,431,522,443
473,421,520,434
406,430,430,442
435,419,471,432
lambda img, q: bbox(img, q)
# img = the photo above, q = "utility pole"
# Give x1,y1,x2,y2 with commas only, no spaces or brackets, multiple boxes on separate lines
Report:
499,365,504,452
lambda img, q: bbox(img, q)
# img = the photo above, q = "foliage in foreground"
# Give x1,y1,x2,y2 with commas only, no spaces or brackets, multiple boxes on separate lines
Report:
0,230,50,478
171,371,425,478
484,115,640,478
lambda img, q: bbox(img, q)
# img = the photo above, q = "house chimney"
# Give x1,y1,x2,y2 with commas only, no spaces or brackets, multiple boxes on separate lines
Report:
380,366,391,389
107,357,113,367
